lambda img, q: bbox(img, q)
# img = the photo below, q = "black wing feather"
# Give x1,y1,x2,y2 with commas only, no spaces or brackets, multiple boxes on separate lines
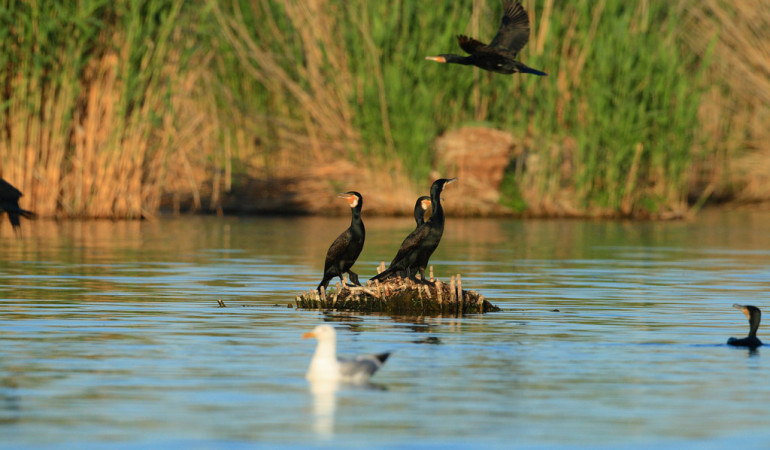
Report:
389,224,430,267
323,229,352,273
488,0,530,56
457,35,486,55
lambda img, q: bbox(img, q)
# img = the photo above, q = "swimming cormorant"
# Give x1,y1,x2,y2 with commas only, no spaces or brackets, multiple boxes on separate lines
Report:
425,0,547,76
317,191,365,292
0,178,35,235
372,178,456,283
727,304,762,348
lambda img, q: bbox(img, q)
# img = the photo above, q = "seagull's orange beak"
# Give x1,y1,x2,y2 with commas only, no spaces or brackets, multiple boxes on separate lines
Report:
302,331,316,339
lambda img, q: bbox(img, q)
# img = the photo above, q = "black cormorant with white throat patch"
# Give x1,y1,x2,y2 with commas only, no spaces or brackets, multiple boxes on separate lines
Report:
372,178,456,284
317,191,365,292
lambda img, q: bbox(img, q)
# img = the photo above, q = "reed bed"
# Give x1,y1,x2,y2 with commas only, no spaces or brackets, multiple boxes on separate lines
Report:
1,0,768,218
0,0,221,218
679,0,770,205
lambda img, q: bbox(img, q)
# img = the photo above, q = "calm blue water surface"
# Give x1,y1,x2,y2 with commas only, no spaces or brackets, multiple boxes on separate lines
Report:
1,210,769,447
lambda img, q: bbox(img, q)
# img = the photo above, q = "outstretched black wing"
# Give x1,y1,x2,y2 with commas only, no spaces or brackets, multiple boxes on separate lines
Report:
457,35,486,55
488,0,530,56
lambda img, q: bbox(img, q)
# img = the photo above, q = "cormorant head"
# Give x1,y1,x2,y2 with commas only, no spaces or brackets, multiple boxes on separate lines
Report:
734,304,761,331
414,195,432,226
430,178,457,197
418,196,432,212
338,191,362,209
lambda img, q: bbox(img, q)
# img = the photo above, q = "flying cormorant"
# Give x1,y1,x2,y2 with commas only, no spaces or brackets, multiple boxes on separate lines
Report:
425,0,547,76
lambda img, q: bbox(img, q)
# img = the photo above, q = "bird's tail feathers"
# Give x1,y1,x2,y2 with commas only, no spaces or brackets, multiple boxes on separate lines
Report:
18,209,35,219
374,352,390,364
522,66,547,76
371,267,395,282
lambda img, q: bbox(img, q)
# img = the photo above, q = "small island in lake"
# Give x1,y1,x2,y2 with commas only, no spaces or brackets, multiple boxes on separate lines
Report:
296,270,500,316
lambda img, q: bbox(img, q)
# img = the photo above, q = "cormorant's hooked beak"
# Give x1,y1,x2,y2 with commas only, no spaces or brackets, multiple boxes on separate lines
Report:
446,177,458,185
425,56,447,63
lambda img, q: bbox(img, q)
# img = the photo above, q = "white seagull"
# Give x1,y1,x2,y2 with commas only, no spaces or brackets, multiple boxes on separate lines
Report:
302,325,390,383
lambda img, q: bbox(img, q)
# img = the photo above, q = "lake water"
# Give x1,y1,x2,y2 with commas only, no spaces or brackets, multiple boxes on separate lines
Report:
1,209,769,447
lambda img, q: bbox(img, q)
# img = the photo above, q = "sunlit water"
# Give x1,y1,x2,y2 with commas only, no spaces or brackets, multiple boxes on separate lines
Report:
1,210,769,447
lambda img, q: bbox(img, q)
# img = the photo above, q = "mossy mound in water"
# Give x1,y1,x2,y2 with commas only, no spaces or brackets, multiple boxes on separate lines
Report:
296,275,500,315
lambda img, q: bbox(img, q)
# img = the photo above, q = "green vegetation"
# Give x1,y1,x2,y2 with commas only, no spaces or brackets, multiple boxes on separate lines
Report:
1,0,765,218
213,0,709,217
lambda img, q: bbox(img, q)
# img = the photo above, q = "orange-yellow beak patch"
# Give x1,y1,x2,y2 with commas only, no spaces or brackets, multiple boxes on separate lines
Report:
742,307,751,321
425,56,447,63
338,193,358,208
302,332,316,339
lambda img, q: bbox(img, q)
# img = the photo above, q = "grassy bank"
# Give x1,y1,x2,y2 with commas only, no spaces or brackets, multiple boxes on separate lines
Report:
1,0,767,218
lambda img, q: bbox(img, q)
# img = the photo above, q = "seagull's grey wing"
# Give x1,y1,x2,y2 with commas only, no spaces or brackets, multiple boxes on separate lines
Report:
338,353,390,379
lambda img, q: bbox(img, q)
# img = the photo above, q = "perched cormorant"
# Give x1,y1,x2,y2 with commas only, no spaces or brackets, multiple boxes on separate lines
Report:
386,196,433,279
727,304,763,348
425,0,547,76
372,178,456,283
317,191,365,292
0,178,35,235
414,195,432,227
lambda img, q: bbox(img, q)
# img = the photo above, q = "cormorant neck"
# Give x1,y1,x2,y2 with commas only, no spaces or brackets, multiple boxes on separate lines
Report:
428,188,444,223
749,313,761,338
444,54,474,65
349,204,364,239
414,209,424,226
350,204,362,224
